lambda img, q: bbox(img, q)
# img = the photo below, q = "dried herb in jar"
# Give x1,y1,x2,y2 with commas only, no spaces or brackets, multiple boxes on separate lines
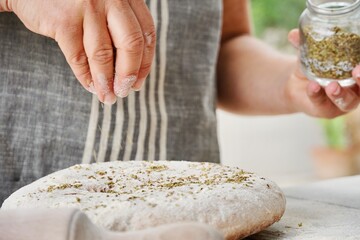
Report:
302,26,360,79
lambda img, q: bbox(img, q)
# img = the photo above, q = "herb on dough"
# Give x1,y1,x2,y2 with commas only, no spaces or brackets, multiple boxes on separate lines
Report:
146,164,169,172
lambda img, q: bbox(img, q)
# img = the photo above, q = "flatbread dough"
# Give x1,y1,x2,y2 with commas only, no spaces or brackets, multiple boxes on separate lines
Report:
2,161,286,239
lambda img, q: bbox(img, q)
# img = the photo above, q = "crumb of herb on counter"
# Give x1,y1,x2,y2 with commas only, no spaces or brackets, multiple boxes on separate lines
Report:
76,197,81,203
298,222,303,227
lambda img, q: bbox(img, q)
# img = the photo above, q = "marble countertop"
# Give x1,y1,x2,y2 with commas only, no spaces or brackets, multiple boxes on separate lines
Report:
247,175,360,240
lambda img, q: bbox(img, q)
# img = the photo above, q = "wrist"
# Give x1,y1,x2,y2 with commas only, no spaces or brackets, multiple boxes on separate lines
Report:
0,0,12,12
281,58,300,114
282,74,299,114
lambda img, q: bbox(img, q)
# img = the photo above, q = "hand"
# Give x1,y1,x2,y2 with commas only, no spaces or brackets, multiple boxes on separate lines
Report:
285,29,360,118
1,0,156,104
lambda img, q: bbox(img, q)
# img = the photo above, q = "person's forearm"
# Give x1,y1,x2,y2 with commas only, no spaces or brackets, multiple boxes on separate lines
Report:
217,35,298,115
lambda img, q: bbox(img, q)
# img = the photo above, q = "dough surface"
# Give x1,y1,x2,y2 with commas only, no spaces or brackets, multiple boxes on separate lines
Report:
2,161,286,239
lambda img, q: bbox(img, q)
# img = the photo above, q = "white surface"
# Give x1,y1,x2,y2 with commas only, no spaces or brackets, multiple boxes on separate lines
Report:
247,175,360,239
217,110,326,187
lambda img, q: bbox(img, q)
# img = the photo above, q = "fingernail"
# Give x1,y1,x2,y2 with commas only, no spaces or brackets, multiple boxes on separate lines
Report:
97,73,111,94
356,73,360,81
313,84,321,93
115,75,137,98
103,93,117,105
332,84,341,96
334,98,347,110
87,82,97,94
132,78,146,91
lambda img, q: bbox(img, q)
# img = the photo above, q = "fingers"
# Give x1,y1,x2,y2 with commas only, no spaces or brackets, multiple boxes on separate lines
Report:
353,65,360,84
305,81,353,118
128,0,156,91
325,82,360,112
288,29,300,49
106,1,144,98
0,0,12,12
56,1,155,101
306,81,339,118
307,81,326,104
83,2,117,105
56,26,94,94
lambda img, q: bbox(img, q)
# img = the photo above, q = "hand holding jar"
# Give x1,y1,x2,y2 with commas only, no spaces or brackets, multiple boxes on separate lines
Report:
299,0,360,87
285,0,360,116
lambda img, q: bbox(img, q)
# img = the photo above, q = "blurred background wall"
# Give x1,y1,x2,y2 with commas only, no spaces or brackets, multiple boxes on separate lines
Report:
217,0,359,187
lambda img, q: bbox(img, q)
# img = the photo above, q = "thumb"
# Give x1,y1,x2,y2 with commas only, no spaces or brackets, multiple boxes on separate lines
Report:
288,29,300,49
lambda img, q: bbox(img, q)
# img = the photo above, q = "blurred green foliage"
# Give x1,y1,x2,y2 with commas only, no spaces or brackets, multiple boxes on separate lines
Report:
320,117,347,149
251,0,306,36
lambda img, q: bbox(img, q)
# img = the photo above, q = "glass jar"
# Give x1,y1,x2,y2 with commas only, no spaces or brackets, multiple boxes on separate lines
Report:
299,0,360,87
